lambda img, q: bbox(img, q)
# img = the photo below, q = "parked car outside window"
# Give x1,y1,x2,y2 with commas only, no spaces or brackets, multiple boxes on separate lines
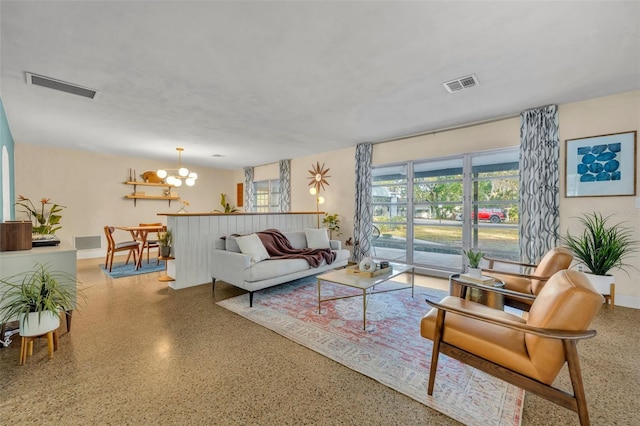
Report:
455,208,506,223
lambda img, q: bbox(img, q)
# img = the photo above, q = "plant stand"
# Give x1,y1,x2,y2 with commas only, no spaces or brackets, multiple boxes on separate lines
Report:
20,330,59,365
158,256,175,282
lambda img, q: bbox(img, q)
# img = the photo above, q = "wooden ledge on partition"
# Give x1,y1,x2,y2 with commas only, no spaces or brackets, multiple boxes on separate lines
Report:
157,211,324,217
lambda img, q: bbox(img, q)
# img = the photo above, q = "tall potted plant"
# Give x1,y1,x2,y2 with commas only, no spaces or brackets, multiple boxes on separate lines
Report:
0,263,78,337
562,212,638,295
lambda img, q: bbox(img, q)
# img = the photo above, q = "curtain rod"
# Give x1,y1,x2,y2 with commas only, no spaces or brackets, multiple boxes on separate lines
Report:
369,112,521,146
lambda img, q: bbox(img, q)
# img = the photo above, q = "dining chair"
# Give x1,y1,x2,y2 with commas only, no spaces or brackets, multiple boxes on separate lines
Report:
139,223,165,265
103,226,140,272
422,270,604,425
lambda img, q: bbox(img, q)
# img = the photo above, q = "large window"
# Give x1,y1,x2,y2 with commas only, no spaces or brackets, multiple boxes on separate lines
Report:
469,151,519,261
371,148,519,275
372,165,408,262
254,179,280,212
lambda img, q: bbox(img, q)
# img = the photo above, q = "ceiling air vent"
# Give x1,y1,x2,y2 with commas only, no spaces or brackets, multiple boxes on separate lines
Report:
443,74,480,94
25,72,99,100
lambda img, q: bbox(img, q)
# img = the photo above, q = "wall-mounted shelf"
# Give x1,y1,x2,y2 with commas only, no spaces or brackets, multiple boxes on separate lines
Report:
124,181,179,207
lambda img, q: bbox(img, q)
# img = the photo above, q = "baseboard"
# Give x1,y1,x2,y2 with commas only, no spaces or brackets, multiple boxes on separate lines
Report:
613,294,640,309
76,248,104,260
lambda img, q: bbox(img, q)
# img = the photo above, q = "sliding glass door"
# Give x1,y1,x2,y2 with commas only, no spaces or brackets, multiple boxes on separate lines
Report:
371,148,519,275
371,165,408,262
412,158,464,271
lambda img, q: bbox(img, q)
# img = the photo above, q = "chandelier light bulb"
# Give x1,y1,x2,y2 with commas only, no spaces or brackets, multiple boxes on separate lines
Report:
318,196,325,204
309,187,317,195
157,147,198,187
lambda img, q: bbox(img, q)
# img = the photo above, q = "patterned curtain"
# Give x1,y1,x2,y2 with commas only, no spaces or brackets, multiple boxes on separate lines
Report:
352,143,373,262
279,159,291,212
519,105,560,263
244,167,255,212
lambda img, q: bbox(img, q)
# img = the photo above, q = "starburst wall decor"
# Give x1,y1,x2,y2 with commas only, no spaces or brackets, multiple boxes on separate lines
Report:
307,161,331,193
307,162,330,227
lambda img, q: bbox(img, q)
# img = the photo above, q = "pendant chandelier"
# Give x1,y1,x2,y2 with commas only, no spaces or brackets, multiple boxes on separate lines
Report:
157,147,198,187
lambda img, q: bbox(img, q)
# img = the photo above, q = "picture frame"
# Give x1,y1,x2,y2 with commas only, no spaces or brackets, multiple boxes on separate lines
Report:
565,131,637,197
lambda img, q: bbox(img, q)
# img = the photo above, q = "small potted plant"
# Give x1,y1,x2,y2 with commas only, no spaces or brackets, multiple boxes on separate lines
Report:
322,213,341,239
463,249,484,278
0,263,78,337
214,193,238,213
158,229,173,258
562,212,638,294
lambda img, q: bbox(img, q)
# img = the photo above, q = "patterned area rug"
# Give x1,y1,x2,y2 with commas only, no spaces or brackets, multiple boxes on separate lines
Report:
100,260,165,279
217,276,524,426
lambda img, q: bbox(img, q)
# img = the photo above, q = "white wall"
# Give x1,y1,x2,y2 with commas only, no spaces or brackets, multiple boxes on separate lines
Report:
14,144,234,258
373,116,521,164
234,148,357,247
559,90,640,307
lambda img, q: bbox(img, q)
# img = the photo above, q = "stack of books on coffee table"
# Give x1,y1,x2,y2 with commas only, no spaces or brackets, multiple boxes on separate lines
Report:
459,274,495,284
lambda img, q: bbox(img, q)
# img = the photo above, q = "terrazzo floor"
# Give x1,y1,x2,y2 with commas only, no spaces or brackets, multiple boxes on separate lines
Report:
0,257,638,425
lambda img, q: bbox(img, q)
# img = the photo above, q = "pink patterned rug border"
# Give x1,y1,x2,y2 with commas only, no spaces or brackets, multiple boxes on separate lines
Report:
218,277,524,425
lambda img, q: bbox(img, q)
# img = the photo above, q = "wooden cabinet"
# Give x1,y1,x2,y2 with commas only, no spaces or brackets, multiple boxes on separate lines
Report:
123,181,179,206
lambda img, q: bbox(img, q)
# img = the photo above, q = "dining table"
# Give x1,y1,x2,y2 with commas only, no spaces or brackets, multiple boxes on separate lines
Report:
115,225,165,270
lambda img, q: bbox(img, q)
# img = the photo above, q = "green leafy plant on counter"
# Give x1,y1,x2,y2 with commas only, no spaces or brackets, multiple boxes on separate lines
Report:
214,193,238,213
15,195,66,235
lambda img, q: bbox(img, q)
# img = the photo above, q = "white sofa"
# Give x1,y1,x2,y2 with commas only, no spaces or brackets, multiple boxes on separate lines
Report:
211,230,350,306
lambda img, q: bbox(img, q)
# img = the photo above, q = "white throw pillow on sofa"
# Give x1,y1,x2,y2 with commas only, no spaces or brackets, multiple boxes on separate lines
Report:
236,233,270,264
225,236,241,253
305,228,330,249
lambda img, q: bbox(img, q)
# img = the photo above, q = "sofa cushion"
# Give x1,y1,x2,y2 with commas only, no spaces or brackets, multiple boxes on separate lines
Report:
282,231,307,250
225,236,241,252
305,228,330,249
244,258,311,282
236,233,270,264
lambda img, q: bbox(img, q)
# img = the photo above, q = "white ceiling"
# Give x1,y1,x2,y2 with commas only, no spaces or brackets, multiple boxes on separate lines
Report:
1,1,639,170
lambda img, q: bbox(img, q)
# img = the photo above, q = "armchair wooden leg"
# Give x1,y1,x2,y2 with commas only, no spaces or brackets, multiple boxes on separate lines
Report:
65,310,73,332
564,340,590,426
428,309,446,395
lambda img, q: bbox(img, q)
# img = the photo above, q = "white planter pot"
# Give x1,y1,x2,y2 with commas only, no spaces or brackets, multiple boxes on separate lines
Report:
468,267,482,278
583,273,614,296
19,311,60,337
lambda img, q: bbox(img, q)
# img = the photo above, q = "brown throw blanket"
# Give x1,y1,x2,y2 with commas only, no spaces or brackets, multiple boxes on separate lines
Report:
255,229,336,268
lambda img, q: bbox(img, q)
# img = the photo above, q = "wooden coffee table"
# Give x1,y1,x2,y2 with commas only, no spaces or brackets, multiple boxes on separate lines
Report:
316,263,415,330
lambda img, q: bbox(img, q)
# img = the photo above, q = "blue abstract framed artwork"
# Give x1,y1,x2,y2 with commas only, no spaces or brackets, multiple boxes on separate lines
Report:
565,131,637,197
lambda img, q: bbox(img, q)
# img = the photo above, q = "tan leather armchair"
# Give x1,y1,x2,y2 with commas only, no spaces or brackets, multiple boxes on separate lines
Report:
482,247,573,310
421,270,604,426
